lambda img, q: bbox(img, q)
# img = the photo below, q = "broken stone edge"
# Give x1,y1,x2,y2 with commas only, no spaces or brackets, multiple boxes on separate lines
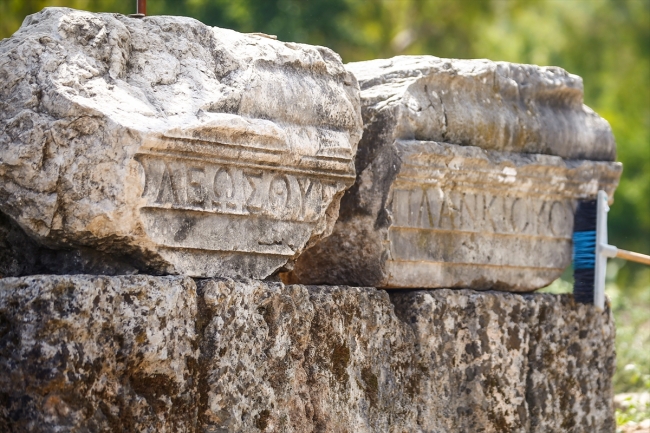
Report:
0,8,363,279
346,55,616,161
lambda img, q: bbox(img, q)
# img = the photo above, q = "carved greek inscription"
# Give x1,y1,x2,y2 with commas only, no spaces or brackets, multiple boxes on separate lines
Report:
138,156,337,222
391,187,572,238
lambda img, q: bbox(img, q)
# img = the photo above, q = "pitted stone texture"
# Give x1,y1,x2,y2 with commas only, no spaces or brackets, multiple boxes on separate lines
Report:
390,290,616,433
346,56,616,160
0,7,362,278
198,281,615,433
0,276,614,432
524,296,617,431
288,141,621,290
0,275,198,432
196,280,418,432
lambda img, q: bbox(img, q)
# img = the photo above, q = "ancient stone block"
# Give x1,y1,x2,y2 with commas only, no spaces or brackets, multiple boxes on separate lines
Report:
0,275,198,432
287,54,623,290
0,275,615,432
0,8,361,278
346,56,616,160
390,289,616,433
288,141,621,290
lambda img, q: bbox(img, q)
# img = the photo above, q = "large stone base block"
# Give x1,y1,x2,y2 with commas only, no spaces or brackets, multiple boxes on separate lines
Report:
0,275,615,432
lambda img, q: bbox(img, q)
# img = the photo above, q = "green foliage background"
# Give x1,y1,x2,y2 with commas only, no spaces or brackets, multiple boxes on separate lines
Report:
2,0,649,398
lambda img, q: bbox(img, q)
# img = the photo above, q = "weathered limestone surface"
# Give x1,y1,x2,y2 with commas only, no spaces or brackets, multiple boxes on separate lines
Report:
346,56,616,160
287,56,623,290
0,275,198,432
0,275,615,432
0,8,362,279
289,141,622,290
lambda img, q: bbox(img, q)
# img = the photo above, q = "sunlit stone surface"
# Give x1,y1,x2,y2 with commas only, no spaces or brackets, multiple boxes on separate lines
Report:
0,8,362,278
287,56,622,290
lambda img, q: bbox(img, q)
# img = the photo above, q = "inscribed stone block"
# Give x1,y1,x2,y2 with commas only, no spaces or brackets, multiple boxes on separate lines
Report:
286,56,622,290
0,8,362,278
288,141,621,290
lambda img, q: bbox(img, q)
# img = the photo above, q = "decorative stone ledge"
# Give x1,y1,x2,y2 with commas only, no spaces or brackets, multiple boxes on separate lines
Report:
346,56,616,160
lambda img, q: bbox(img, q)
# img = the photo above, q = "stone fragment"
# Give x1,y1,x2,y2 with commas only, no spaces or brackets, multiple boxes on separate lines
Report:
0,8,362,278
0,275,198,432
289,140,621,290
0,275,615,432
288,54,622,290
346,56,616,160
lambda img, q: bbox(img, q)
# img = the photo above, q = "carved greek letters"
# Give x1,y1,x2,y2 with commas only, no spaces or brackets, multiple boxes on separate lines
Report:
268,175,290,215
213,167,235,208
390,188,572,238
460,192,478,230
510,198,527,233
156,163,179,205
483,195,500,232
245,172,264,213
298,178,321,221
139,156,332,223
549,200,572,237
187,167,206,206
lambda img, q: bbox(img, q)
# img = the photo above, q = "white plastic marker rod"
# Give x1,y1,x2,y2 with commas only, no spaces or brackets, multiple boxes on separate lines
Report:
595,191,616,310
595,190,650,310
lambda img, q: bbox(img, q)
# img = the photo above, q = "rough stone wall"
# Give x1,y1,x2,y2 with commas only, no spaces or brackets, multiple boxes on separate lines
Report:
0,275,615,432
0,275,197,432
